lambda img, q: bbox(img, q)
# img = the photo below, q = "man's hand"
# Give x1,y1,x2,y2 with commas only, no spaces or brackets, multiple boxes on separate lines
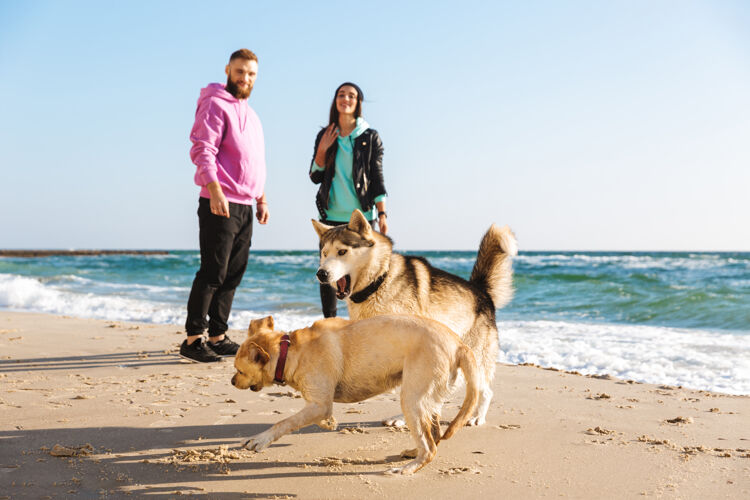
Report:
256,202,269,224
207,182,230,218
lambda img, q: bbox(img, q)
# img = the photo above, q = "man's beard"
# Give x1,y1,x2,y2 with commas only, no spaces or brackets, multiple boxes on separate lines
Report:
226,77,252,99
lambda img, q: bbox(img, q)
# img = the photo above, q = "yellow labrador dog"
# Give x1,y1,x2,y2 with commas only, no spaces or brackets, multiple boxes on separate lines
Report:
232,315,479,475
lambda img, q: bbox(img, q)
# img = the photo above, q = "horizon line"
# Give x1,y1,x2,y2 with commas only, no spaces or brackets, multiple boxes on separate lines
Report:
2,248,749,255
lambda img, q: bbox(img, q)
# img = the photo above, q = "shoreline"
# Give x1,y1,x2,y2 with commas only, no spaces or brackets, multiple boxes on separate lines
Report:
1,310,748,499
1,306,746,397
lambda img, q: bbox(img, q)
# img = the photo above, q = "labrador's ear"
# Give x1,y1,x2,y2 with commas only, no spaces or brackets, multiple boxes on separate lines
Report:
312,219,333,239
249,342,270,365
248,316,275,336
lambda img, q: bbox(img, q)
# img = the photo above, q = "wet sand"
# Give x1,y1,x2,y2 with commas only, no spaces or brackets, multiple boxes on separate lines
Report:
0,311,748,499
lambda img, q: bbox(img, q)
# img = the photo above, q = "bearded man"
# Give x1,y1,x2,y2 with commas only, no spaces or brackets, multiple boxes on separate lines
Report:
182,48,269,363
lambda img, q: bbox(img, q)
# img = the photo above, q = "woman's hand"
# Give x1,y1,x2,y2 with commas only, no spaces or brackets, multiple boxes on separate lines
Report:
315,124,338,166
378,213,388,235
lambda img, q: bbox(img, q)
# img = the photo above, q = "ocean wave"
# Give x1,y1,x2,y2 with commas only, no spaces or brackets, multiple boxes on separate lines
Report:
38,274,188,296
251,254,318,266
515,253,745,271
422,256,476,267
47,274,94,285
497,320,750,395
0,273,186,324
0,273,318,332
226,309,320,332
81,280,189,295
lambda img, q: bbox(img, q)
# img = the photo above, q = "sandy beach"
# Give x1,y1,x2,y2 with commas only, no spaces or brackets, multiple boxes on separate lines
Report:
0,310,747,499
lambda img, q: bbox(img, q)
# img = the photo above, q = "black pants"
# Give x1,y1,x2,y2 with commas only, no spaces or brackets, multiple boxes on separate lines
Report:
186,198,253,336
318,218,376,318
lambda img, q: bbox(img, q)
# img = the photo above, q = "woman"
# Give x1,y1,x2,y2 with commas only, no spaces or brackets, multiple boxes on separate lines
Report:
309,82,388,317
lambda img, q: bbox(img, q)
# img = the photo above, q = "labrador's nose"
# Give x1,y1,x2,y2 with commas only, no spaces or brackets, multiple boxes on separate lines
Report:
316,269,330,283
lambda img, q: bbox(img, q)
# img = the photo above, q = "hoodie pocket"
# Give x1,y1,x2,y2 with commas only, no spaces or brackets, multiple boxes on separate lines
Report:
238,158,251,184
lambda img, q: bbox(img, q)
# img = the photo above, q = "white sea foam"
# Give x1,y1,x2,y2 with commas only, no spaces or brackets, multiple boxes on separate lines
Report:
50,274,94,285
0,274,185,324
227,309,320,333
498,320,750,395
426,256,476,268
515,253,737,271
0,273,319,333
251,254,318,266
85,280,188,295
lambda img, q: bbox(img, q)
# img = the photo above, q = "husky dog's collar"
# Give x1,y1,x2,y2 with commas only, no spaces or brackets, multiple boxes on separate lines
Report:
349,272,388,304
274,335,291,385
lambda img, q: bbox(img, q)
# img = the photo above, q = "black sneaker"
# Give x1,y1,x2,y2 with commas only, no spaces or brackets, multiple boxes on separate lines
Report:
179,339,222,363
208,335,240,357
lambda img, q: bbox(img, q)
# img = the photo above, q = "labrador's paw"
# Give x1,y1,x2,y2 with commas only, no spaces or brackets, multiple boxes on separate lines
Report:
242,432,273,452
382,414,407,428
317,416,337,430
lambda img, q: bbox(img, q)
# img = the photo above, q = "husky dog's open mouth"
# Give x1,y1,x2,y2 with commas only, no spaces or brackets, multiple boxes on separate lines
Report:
335,275,351,299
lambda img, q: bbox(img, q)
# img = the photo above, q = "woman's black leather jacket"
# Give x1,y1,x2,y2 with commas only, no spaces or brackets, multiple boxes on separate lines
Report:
309,127,386,220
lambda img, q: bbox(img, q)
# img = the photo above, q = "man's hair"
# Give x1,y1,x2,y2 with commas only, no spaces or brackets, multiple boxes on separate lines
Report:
229,49,258,63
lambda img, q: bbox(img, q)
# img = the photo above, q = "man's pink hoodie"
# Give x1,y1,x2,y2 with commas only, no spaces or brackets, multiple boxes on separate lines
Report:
189,83,266,205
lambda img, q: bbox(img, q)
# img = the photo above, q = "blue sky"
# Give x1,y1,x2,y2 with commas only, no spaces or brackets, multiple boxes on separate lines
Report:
1,0,748,250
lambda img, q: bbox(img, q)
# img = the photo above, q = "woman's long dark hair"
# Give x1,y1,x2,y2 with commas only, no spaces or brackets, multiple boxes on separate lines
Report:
325,82,364,168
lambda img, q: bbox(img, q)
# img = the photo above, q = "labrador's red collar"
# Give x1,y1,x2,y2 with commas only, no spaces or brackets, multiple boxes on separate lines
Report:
274,334,291,385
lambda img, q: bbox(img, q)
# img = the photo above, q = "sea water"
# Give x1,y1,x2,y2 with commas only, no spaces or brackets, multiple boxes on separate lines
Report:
1,251,748,394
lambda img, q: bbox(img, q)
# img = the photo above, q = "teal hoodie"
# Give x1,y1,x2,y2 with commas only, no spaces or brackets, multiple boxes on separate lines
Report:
312,117,386,221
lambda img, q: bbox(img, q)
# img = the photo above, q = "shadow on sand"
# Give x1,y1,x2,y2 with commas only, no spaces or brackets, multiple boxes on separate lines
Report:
0,349,183,373
0,420,401,498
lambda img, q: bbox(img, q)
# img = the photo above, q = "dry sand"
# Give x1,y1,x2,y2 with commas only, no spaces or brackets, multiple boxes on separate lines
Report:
0,311,748,499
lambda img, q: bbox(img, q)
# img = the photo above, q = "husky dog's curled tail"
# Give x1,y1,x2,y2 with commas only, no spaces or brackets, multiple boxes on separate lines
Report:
442,344,480,440
469,224,518,309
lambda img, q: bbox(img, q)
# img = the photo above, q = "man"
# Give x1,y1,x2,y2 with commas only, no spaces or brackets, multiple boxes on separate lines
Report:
181,49,269,363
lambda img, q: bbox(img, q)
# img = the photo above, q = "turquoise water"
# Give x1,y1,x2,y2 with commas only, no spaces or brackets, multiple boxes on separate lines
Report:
507,252,750,332
2,251,748,332
1,251,749,393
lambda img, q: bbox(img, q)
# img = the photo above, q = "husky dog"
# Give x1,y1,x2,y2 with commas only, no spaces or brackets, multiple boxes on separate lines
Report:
311,209,517,426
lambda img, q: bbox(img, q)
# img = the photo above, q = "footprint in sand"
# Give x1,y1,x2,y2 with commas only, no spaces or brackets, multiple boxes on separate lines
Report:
665,416,693,425
439,467,481,475
586,426,616,436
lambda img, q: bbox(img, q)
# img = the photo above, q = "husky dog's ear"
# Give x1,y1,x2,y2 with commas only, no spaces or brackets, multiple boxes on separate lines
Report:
249,342,270,364
311,219,333,239
248,316,275,336
347,209,372,237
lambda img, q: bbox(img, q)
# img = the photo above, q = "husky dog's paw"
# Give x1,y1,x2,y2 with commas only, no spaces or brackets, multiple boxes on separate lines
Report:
466,416,486,427
382,414,407,428
242,432,273,452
